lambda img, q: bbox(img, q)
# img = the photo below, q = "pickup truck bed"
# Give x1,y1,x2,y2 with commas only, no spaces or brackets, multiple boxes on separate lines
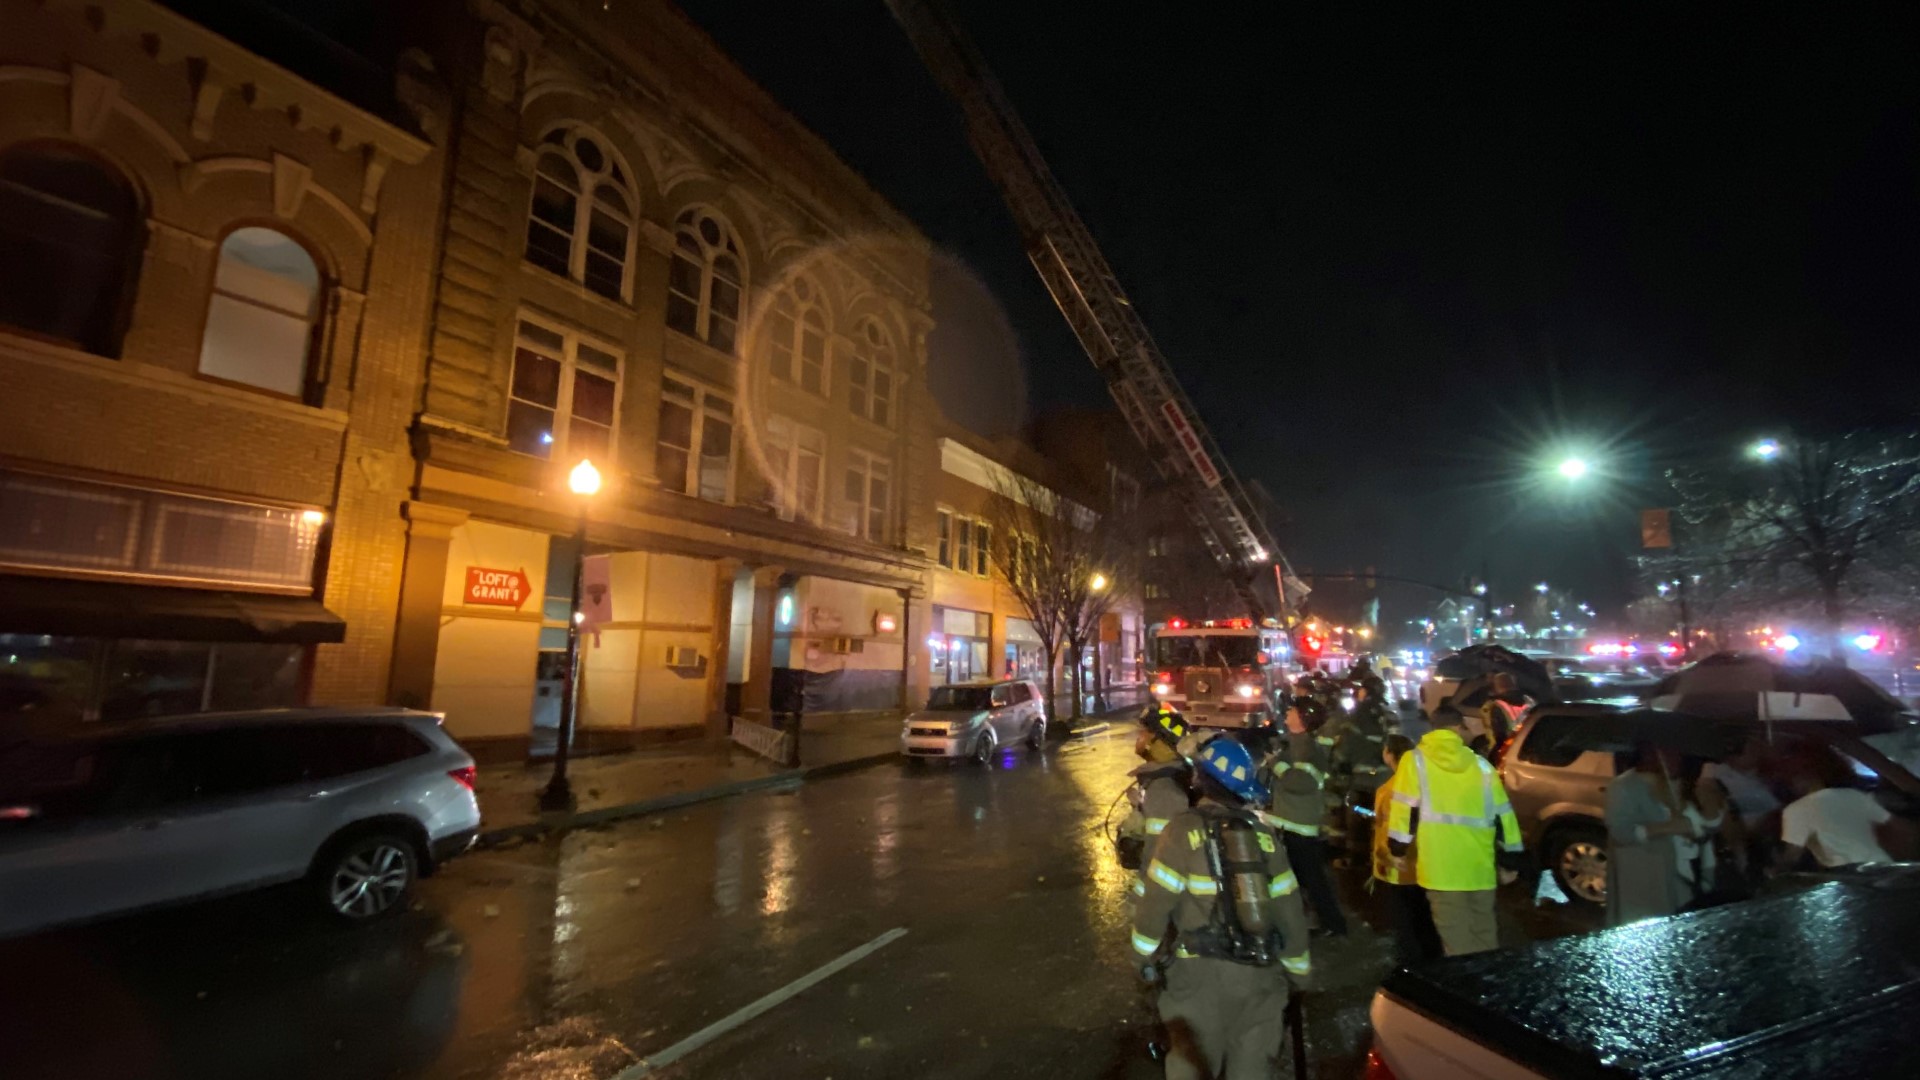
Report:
1372,875,1920,1079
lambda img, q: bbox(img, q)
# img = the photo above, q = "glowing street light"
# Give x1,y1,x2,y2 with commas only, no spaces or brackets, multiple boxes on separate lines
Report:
569,458,602,495
1751,438,1782,461
544,458,603,810
1557,456,1591,480
1535,582,1550,594
1089,572,1109,592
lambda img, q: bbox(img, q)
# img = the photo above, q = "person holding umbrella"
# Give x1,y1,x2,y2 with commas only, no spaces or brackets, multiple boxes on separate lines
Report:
1605,741,1725,924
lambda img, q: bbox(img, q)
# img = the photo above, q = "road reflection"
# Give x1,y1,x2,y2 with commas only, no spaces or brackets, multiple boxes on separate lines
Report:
0,887,468,1080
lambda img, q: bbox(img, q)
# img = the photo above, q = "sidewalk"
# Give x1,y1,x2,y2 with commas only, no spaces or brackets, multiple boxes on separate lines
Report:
472,711,905,844
471,686,1148,845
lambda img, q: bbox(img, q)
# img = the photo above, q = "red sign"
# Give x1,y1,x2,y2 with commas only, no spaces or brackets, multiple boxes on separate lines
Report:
465,566,531,609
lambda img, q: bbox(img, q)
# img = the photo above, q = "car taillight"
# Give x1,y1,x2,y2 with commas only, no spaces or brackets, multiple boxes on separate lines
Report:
1362,1045,1398,1080
447,766,476,791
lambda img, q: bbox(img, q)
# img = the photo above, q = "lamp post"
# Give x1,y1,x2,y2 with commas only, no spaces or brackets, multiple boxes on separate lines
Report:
541,458,601,811
1088,571,1109,713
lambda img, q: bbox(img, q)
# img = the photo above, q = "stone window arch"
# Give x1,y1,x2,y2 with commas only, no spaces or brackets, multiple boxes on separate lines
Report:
0,142,143,356
197,225,324,400
766,275,829,395
525,126,635,302
848,319,898,427
666,207,743,354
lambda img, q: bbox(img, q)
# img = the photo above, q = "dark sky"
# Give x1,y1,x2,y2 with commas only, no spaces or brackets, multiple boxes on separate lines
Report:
678,0,1919,630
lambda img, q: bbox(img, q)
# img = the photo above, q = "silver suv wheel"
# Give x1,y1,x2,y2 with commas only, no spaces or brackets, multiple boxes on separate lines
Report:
326,835,416,920
1555,835,1608,905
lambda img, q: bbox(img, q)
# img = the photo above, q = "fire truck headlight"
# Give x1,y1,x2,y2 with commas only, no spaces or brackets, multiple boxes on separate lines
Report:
1153,683,1172,697
1237,684,1258,700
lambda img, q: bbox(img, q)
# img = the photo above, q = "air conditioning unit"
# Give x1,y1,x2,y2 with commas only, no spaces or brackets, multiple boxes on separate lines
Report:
828,637,865,655
664,645,700,668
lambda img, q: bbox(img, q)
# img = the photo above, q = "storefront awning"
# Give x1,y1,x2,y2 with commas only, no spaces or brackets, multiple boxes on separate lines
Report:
0,576,346,644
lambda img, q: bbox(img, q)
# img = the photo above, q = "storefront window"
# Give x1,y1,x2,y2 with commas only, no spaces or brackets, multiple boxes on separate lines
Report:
0,637,305,722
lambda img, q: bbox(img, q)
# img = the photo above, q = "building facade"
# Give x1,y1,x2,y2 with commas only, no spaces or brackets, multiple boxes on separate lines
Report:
390,0,942,760
0,0,1151,753
0,0,441,720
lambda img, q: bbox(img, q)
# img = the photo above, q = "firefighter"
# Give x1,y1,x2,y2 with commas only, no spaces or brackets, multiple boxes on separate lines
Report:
1117,704,1199,884
1384,704,1526,956
1262,697,1348,938
1130,735,1313,1079
1329,675,1397,860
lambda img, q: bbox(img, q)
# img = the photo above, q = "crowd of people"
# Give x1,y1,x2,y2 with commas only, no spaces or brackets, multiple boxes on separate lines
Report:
1112,657,1914,1076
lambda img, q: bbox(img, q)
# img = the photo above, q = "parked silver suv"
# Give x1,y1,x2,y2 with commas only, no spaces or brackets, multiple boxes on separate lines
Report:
900,679,1047,764
0,707,481,937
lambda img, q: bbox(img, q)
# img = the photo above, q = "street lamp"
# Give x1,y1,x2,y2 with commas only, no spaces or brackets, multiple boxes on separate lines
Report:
1557,456,1590,480
542,458,601,811
1535,582,1550,594
1751,438,1782,461
1089,572,1109,592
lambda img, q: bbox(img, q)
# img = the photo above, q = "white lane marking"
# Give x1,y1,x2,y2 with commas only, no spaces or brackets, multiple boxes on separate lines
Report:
612,926,909,1077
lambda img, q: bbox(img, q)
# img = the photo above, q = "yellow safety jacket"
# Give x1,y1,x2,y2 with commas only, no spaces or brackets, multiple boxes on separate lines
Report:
1385,728,1522,892
1371,780,1415,885
1129,803,1314,989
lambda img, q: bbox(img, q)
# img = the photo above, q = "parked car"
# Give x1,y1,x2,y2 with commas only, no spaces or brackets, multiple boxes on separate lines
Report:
900,679,1047,764
1542,654,1661,703
1500,703,1920,906
1366,871,1920,1079
0,707,480,937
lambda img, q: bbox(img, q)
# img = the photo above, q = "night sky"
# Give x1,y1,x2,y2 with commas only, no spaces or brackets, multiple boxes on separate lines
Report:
682,1,1919,631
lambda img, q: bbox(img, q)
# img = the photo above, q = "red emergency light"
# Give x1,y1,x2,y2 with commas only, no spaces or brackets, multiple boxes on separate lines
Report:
1167,617,1187,630
1300,633,1324,655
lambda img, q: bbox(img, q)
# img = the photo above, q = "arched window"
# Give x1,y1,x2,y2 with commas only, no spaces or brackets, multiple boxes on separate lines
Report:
197,227,322,398
666,208,742,353
848,320,897,427
766,276,827,395
0,143,142,356
525,127,633,302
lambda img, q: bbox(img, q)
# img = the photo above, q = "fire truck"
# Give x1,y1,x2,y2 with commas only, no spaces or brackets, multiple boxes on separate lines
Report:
1148,618,1293,729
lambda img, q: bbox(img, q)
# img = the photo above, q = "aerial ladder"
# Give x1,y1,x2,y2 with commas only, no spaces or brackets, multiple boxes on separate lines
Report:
883,0,1302,621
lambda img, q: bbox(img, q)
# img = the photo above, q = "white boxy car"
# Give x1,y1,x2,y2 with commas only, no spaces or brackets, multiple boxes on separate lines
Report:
0,707,481,937
900,679,1048,764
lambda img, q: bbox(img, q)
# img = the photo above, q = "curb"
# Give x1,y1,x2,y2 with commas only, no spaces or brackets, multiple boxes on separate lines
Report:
474,749,901,848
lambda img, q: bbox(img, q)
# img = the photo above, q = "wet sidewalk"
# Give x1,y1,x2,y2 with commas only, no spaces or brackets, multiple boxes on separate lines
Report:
473,711,907,844
472,686,1149,844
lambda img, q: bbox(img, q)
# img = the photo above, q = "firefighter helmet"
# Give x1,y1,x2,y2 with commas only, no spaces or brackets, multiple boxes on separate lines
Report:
1141,703,1191,749
1196,737,1269,805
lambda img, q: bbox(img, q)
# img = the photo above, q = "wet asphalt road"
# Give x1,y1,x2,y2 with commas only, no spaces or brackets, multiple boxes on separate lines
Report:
0,729,1598,1080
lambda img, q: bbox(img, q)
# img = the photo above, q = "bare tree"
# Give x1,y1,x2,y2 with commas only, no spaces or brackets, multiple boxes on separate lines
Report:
1658,431,1920,659
986,469,1139,721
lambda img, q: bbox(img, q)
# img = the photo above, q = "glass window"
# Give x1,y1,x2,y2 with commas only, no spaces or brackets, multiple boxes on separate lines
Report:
99,640,212,721
974,522,991,576
955,514,973,572
507,317,622,462
845,451,891,542
197,228,322,399
525,128,632,301
766,284,829,394
0,634,102,720
927,685,994,711
666,208,745,352
657,377,732,502
936,510,952,567
764,416,824,522
848,322,897,426
207,643,304,711
0,143,142,356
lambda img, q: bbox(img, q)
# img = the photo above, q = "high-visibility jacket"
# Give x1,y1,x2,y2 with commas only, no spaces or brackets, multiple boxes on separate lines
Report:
1385,728,1522,892
1129,802,1314,989
1125,770,1196,900
1259,732,1327,838
1371,780,1415,885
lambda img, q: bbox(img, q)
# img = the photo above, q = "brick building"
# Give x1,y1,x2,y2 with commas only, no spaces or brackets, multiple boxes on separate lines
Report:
387,0,945,761
0,0,442,720
0,0,1149,759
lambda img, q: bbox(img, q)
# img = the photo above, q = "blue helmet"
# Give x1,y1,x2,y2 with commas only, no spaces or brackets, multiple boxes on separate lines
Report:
1196,737,1269,805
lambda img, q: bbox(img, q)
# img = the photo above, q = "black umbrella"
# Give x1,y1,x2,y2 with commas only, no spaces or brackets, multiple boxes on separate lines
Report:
1434,645,1556,706
1649,652,1916,734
